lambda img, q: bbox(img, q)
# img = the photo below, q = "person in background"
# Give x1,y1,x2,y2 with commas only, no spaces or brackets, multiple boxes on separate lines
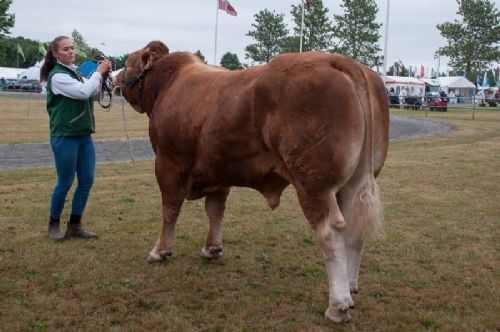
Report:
439,89,449,102
40,36,111,241
388,87,399,108
399,87,407,109
448,90,456,104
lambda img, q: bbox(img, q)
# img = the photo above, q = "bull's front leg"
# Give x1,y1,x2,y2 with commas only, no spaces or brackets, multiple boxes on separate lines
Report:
200,188,230,260
148,202,183,262
148,157,187,262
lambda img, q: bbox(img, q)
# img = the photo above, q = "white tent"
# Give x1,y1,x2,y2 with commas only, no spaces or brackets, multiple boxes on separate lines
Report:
437,76,476,99
18,60,43,81
383,75,425,96
0,67,25,80
420,78,440,86
437,76,475,89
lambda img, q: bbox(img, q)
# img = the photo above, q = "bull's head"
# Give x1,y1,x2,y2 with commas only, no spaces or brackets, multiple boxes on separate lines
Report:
114,41,169,113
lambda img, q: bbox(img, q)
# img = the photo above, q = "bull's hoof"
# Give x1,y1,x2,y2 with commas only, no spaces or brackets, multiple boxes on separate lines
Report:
325,306,350,323
147,250,172,263
331,219,346,230
200,246,223,260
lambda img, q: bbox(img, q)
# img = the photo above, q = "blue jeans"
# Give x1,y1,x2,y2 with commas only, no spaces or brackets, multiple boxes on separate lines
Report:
50,134,95,220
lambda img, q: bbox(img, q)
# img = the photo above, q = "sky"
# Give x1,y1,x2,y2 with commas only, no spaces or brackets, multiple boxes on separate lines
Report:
7,0,484,73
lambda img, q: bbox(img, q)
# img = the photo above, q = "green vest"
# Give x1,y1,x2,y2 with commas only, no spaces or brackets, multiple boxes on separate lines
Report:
47,63,95,137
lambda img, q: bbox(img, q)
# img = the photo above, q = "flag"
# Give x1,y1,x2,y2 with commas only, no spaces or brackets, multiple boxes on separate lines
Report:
482,72,488,87
419,65,425,78
218,0,237,16
38,43,47,56
17,44,25,61
75,48,87,58
304,0,313,11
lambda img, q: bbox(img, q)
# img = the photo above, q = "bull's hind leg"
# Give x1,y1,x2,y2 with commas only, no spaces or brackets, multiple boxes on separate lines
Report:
148,158,187,262
200,188,230,260
297,189,353,323
337,184,364,294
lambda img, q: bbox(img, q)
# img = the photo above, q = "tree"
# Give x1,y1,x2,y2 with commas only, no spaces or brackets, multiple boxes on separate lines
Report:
71,29,90,55
0,0,14,37
0,36,41,67
245,9,288,64
220,52,243,70
193,50,207,63
109,54,128,71
71,29,92,62
333,0,383,68
436,0,500,81
280,36,301,53
0,0,15,65
290,0,334,52
386,62,408,76
70,29,106,63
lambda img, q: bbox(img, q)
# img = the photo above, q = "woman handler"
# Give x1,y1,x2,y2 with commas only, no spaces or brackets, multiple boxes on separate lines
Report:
40,36,111,241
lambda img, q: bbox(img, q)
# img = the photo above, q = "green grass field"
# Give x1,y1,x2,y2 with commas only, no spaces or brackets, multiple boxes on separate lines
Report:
0,95,149,144
0,97,499,330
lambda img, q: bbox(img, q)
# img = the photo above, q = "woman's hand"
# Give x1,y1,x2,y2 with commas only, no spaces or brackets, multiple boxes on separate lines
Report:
97,59,112,75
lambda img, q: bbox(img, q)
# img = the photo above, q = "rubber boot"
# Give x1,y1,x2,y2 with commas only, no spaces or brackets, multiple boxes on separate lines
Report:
48,218,65,241
65,214,98,239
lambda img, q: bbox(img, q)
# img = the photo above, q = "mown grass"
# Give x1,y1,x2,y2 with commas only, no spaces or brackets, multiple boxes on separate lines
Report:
0,95,148,144
0,101,499,330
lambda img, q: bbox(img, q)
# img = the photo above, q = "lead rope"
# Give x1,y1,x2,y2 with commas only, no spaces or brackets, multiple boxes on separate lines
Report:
115,85,136,165
100,85,136,165
97,75,113,112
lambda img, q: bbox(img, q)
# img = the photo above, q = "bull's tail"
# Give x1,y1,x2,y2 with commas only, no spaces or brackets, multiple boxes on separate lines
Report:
345,175,383,239
329,55,384,239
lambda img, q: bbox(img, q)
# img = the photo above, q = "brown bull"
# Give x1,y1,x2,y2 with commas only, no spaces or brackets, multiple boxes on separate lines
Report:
114,41,389,323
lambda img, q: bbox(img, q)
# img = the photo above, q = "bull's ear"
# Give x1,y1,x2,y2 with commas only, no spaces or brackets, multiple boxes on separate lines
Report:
140,51,155,71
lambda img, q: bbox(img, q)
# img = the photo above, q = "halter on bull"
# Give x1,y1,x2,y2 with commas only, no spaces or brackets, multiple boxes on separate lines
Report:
114,41,389,323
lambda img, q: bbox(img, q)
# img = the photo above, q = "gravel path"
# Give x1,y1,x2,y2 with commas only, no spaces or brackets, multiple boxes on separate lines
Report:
0,116,455,171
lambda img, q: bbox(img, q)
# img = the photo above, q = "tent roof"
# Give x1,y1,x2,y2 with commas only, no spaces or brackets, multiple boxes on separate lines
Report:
383,75,425,86
419,78,440,86
437,76,475,89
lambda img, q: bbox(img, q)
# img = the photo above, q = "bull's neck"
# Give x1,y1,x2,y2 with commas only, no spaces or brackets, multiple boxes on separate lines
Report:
142,54,192,116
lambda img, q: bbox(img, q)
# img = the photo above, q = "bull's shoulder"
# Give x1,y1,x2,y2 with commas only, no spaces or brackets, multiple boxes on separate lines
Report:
163,51,203,68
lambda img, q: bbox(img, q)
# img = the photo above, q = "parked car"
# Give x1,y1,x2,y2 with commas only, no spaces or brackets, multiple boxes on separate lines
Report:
1,78,16,90
6,79,42,93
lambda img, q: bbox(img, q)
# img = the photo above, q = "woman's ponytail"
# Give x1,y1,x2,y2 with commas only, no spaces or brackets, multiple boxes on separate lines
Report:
40,36,69,82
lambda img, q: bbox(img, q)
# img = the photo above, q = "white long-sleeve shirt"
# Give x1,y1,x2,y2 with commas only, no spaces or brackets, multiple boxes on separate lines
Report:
50,62,102,100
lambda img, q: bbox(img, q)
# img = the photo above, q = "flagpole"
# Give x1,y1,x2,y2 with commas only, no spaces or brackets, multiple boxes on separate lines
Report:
299,0,305,53
382,0,390,78
214,0,219,65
